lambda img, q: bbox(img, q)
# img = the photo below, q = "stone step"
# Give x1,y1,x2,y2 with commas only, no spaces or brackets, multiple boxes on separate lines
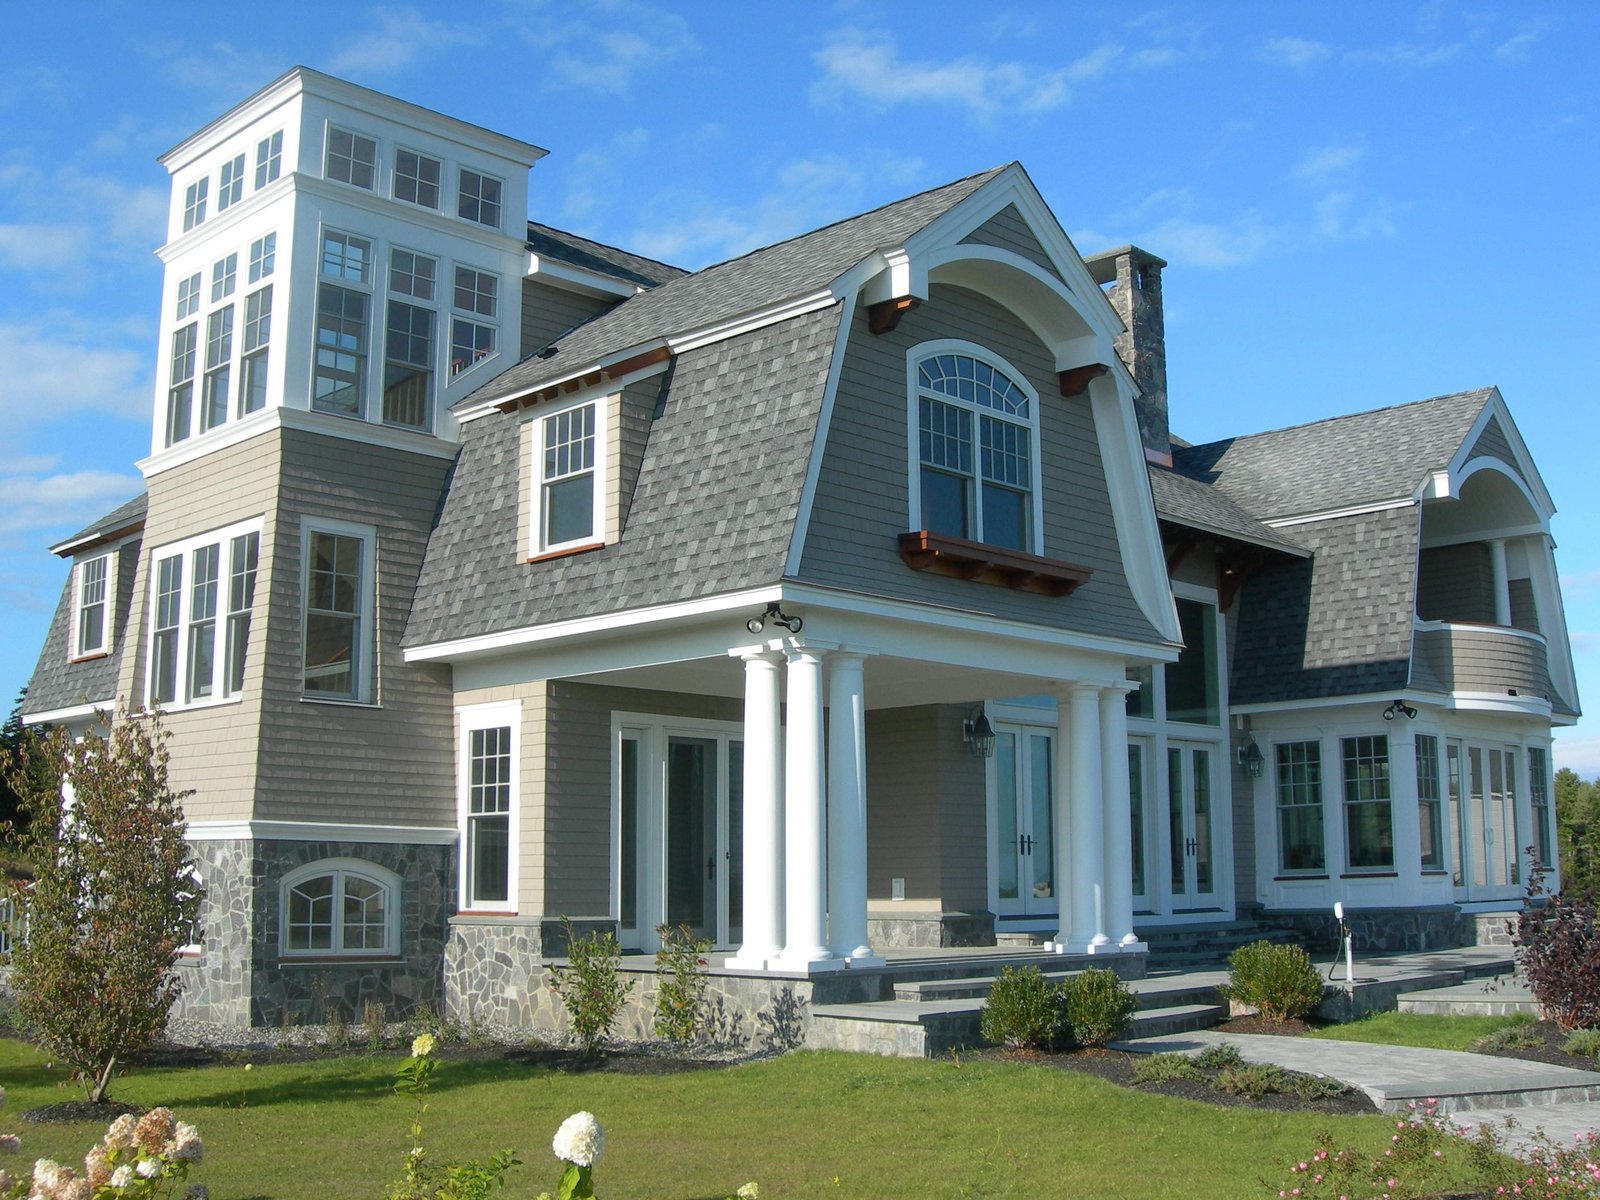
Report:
1397,980,1539,1018
1129,1003,1229,1040
893,971,1220,1010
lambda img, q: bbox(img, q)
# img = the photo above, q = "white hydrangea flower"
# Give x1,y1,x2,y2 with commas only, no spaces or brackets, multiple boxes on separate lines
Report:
136,1156,162,1178
110,1165,135,1188
170,1122,203,1164
411,1033,436,1058
105,1115,138,1152
737,1184,760,1199
551,1111,604,1167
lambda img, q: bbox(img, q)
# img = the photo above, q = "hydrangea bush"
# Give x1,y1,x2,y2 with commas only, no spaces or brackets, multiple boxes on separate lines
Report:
0,1086,205,1200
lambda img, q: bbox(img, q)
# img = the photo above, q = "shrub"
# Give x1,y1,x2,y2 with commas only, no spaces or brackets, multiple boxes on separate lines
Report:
364,1001,389,1052
1219,940,1324,1024
3,706,203,1102
1130,1052,1203,1084
653,923,712,1045
1472,1019,1544,1053
1215,1061,1288,1099
978,966,1062,1051
1512,856,1600,1031
551,919,635,1056
0,1088,205,1198
1562,1028,1600,1059
1289,1072,1349,1101
1058,967,1137,1048
1194,1041,1243,1070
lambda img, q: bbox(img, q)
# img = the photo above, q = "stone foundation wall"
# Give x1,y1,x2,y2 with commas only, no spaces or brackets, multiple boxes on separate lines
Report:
1265,905,1477,953
868,910,995,948
173,837,454,1028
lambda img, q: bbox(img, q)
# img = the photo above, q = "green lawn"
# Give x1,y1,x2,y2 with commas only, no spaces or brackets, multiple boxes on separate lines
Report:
1303,1011,1532,1051
0,1039,1404,1200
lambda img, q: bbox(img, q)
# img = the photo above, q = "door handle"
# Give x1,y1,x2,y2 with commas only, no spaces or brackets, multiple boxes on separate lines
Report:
1185,837,1198,856
707,856,716,881
1019,834,1033,854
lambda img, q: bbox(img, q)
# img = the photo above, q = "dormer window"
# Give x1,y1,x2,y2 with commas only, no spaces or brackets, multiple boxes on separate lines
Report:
182,178,208,232
217,153,245,211
254,130,282,189
326,128,377,191
458,169,502,229
530,399,606,556
394,149,441,209
73,554,110,659
909,345,1041,553
450,266,498,377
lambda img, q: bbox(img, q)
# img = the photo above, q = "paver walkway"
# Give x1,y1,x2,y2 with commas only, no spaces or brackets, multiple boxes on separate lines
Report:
1120,1028,1600,1156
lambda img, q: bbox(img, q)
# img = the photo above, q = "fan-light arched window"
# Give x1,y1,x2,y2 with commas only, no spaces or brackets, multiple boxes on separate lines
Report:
280,859,400,957
911,345,1039,552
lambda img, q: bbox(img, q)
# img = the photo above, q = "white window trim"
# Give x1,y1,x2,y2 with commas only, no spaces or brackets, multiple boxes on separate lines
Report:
527,393,609,558
71,551,114,661
278,857,401,958
457,167,505,231
300,516,378,705
1272,738,1326,877
904,338,1045,556
392,146,443,211
324,124,379,192
449,263,501,381
144,517,263,711
457,700,521,914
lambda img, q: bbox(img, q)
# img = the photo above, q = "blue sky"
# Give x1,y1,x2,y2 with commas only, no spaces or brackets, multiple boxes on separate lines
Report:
3,3,1597,768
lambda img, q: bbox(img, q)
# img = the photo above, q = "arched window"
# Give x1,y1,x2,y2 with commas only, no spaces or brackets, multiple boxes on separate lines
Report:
280,859,400,957
910,344,1039,552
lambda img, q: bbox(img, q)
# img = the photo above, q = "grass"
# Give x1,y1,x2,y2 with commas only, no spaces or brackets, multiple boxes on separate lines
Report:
1302,1011,1535,1052
0,1039,1403,1200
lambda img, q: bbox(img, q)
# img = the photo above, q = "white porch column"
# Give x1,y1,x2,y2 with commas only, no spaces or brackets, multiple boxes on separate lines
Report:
775,645,838,969
1099,682,1146,952
1388,728,1424,904
1068,682,1110,952
1050,690,1075,951
826,652,877,962
727,652,784,970
1490,538,1512,626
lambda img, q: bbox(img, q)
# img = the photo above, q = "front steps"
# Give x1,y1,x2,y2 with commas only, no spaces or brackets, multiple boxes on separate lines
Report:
1140,919,1304,967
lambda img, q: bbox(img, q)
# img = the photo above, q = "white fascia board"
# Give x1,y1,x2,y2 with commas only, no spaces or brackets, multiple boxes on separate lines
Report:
784,294,859,577
1413,617,1548,647
137,405,460,480
1160,514,1310,559
526,253,640,300
452,338,670,422
20,702,105,727
667,290,839,355
187,820,459,845
50,525,143,560
1265,498,1416,528
457,357,670,427
404,585,784,663
1419,521,1547,549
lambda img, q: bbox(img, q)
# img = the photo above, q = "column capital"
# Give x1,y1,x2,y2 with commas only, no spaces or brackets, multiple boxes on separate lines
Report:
1099,678,1142,698
1059,679,1115,700
734,648,784,666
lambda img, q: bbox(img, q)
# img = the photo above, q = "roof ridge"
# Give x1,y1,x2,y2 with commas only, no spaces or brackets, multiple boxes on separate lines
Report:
1179,386,1494,454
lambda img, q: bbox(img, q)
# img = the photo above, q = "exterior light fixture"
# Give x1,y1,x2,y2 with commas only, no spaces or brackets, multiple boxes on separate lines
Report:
745,602,803,636
963,707,997,759
1381,698,1418,722
1238,735,1265,778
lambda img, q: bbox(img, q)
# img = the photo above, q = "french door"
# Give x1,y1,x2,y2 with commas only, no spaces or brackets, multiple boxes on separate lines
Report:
1451,740,1520,902
617,719,743,951
1166,742,1217,909
992,723,1056,917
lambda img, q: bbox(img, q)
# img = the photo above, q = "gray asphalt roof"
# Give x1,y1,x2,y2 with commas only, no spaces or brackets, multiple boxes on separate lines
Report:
22,538,141,718
1147,465,1305,555
406,304,844,648
526,222,687,290
51,493,148,554
459,165,1008,411
1173,388,1493,521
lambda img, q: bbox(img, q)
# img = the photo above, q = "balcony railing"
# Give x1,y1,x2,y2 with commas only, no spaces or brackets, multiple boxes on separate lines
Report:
1411,620,1553,702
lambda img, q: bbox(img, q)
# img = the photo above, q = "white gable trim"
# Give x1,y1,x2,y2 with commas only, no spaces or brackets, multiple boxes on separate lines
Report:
1445,388,1555,516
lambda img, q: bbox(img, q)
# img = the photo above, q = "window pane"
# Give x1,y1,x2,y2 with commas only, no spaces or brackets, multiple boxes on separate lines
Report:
980,482,1027,550
314,285,368,415
304,531,363,698
1276,741,1325,871
470,814,510,905
545,476,594,545
1165,598,1219,724
288,875,335,951
920,468,969,539
341,875,388,950
383,302,433,429
1343,735,1394,869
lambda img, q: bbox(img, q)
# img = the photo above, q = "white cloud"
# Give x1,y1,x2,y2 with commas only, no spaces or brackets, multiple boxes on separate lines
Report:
157,40,284,98
811,29,1136,118
1312,191,1398,241
0,455,61,477
327,8,484,76
1293,143,1365,184
0,470,143,538
1258,36,1331,68
557,128,652,224
1141,213,1284,268
1569,631,1598,654
528,2,699,95
1345,41,1463,68
0,319,151,422
0,224,96,273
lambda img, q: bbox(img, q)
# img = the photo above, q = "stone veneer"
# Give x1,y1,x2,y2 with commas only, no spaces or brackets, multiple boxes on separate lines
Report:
174,838,453,1027
1265,904,1518,953
867,910,995,948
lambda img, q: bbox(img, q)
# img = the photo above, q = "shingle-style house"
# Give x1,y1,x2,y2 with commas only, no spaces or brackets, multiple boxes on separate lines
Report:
22,69,1579,1041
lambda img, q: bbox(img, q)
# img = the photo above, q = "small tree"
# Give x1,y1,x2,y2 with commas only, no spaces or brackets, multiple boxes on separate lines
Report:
5,705,202,1102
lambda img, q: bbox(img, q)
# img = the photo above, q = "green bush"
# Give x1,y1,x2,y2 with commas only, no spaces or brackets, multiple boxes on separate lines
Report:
1130,1052,1203,1084
1561,1028,1600,1059
978,965,1062,1051
1472,1019,1544,1053
1289,1072,1349,1101
652,923,712,1044
1194,1041,1243,1070
551,919,635,1056
1215,1061,1289,1099
1059,967,1137,1048
1219,940,1325,1023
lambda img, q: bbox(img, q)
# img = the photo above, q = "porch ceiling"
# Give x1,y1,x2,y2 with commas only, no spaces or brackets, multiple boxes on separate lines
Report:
571,652,1073,710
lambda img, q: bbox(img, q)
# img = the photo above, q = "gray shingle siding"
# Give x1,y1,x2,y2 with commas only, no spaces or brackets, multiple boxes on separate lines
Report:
797,282,1160,645
1230,506,1420,704
520,278,616,359
23,538,142,718
406,305,844,648
960,204,1063,282
1468,415,1515,466
1416,543,1494,624
1175,389,1491,520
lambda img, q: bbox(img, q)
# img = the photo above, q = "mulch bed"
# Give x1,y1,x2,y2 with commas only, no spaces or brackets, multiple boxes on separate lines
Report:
130,1038,735,1075
1465,1020,1596,1071
1211,1014,1320,1036
968,1046,1378,1115
20,1100,141,1125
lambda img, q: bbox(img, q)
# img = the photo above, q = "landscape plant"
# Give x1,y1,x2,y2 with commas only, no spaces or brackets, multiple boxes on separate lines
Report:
3,706,203,1103
1058,967,1137,1048
551,919,634,1056
1220,940,1325,1024
652,923,712,1045
1511,856,1600,1031
384,1034,518,1200
978,965,1061,1051
0,1086,206,1199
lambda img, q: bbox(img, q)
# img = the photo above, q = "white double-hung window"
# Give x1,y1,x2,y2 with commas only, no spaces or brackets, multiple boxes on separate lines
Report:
450,265,498,378
73,553,112,659
313,230,374,417
457,702,519,912
301,517,376,703
146,518,263,708
908,344,1042,553
530,398,605,555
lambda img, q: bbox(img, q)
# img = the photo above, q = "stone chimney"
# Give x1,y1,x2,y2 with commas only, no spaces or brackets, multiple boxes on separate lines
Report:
1084,245,1169,465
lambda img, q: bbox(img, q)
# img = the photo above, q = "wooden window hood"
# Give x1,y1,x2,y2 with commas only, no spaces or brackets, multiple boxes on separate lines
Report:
896,530,1092,596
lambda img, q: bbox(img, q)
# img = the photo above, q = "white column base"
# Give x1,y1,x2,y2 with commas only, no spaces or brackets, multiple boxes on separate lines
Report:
845,953,886,969
768,953,849,974
1118,939,1149,955
723,952,775,972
